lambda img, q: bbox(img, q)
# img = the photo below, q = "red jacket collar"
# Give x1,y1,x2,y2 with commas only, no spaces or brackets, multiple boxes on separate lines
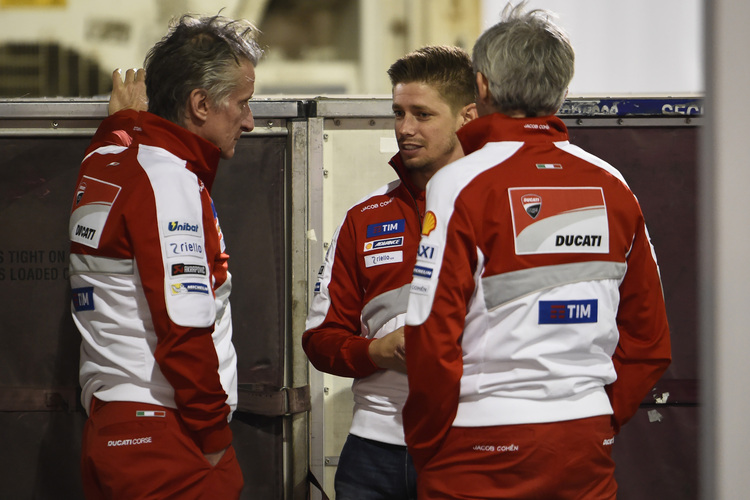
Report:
130,111,223,193
388,153,425,201
457,113,569,155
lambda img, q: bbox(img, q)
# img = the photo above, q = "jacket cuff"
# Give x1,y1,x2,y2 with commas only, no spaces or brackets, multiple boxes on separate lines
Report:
195,422,233,454
351,337,381,373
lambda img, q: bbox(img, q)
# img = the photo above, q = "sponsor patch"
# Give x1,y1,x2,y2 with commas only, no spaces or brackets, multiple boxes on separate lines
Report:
211,200,226,253
364,251,403,268
366,219,405,238
170,282,210,295
171,263,207,276
539,299,598,324
165,220,200,235
166,239,204,258
75,181,87,205
472,443,520,453
72,287,95,311
314,282,321,293
417,244,437,262
364,237,404,253
360,197,394,213
422,211,437,236
410,282,431,295
412,265,433,279
69,176,122,249
107,437,153,447
509,187,609,255
521,194,542,219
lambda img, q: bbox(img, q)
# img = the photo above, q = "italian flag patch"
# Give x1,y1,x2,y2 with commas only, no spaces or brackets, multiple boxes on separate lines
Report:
536,163,563,169
136,410,166,417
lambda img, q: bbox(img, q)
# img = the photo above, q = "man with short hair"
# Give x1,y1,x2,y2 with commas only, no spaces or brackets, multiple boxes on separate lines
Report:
403,3,672,499
69,14,262,499
302,45,477,500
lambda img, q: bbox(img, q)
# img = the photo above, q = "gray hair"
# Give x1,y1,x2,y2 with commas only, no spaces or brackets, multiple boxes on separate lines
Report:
472,2,574,116
145,14,263,124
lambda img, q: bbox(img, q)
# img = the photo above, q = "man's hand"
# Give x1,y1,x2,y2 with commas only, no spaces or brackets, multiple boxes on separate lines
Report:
109,68,148,115
368,327,407,373
203,447,227,467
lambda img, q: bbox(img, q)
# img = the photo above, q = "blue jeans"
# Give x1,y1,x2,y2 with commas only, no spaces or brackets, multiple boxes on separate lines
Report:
335,434,417,500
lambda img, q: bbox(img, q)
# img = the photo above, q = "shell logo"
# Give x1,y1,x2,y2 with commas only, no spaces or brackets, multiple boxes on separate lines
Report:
422,211,437,236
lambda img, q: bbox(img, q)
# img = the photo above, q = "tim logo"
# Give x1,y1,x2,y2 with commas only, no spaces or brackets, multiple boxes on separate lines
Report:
72,287,95,311
539,299,598,324
366,219,405,238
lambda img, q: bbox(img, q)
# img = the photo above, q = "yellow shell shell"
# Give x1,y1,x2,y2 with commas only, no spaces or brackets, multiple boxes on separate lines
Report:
422,211,437,236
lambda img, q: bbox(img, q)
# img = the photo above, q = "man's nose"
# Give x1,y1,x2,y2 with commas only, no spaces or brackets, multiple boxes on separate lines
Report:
242,109,254,132
396,114,416,136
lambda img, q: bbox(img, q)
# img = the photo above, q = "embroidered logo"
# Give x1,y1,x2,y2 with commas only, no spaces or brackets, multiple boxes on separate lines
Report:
521,194,542,219
539,299,598,324
72,287,95,311
422,211,437,236
366,219,406,238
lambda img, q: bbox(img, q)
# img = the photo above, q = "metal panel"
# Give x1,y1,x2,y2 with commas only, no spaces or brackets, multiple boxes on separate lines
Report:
311,96,705,120
0,100,309,499
305,117,328,500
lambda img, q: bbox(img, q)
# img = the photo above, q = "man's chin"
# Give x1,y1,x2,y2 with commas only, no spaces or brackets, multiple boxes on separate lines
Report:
400,155,427,170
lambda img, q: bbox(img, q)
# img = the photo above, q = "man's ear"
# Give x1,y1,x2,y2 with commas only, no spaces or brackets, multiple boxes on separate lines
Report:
476,72,492,108
460,102,478,126
186,88,210,125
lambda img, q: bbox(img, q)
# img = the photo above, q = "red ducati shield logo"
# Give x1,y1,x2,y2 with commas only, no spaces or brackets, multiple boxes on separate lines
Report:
521,194,542,219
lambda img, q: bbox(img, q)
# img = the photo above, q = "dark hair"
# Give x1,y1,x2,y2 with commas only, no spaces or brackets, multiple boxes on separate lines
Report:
473,1,574,116
387,45,476,113
144,14,263,124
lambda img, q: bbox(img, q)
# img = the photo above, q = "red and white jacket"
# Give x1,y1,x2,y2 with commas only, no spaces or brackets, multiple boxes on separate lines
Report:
403,113,672,471
303,155,425,445
69,110,237,454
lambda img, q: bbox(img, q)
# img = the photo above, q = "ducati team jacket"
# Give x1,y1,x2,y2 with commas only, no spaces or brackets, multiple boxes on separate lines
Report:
403,113,672,471
68,110,238,454
303,154,425,446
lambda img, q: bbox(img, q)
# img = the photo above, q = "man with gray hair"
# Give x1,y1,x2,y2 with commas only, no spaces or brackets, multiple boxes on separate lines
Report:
69,14,262,499
403,3,671,498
